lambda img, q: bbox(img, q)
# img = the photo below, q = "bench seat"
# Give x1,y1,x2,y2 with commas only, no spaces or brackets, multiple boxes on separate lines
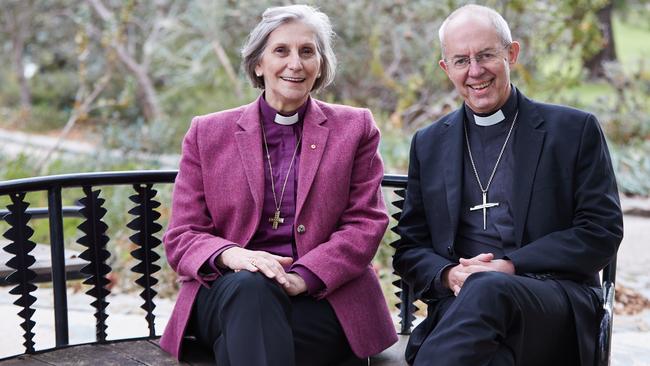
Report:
0,336,409,365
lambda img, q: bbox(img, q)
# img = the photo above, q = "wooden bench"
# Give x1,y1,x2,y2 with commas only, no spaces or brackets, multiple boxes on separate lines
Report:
0,336,409,365
0,171,615,365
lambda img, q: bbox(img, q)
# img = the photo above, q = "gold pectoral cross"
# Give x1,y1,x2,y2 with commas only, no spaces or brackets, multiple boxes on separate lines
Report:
269,209,285,230
469,192,499,230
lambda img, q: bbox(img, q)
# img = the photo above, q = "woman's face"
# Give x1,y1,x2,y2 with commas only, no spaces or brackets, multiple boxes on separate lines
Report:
255,21,322,113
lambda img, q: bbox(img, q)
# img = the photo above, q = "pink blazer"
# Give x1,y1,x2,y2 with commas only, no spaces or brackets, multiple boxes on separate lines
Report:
160,96,397,359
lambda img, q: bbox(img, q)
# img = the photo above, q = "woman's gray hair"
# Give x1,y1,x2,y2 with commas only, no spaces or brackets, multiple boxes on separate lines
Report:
241,4,337,93
438,4,512,58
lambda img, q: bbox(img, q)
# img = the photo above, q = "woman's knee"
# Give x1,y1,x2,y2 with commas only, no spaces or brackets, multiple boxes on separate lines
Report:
220,271,289,304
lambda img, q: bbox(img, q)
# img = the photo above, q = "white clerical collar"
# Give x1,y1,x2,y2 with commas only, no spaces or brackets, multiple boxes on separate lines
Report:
274,112,299,125
474,109,505,126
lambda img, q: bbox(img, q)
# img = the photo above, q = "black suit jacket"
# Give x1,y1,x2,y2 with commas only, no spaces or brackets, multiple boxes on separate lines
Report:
393,89,623,365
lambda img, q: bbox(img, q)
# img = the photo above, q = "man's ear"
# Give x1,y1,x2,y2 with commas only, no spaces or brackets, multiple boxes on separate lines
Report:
508,41,521,65
439,59,449,75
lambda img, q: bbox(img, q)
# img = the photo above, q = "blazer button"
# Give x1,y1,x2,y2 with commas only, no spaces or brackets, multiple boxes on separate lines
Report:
447,246,454,256
297,224,306,233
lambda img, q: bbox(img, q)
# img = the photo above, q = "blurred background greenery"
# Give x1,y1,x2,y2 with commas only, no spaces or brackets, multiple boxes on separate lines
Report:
1,0,649,299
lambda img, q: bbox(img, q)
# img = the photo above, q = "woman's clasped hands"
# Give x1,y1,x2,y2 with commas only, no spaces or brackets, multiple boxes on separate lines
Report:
217,246,307,296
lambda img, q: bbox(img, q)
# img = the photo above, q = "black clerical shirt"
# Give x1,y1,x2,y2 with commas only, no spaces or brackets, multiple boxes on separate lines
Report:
430,87,520,297
455,88,519,259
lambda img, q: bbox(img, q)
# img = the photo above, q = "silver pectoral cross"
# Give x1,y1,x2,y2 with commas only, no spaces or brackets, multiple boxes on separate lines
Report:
269,209,285,230
469,192,499,230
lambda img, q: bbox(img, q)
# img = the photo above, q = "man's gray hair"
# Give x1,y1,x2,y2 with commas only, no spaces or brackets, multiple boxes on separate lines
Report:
438,4,513,58
241,4,337,93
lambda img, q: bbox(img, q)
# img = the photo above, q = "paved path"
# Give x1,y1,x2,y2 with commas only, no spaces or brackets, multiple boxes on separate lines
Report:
610,214,650,365
0,288,174,359
0,127,179,169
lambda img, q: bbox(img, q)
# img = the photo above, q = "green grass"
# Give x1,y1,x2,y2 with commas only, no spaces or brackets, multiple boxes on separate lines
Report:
559,81,618,106
613,15,650,72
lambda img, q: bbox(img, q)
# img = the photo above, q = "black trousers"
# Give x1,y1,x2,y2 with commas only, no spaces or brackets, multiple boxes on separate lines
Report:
190,270,366,366
409,271,583,366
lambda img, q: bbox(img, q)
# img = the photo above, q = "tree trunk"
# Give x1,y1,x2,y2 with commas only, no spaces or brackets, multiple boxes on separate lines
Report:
13,30,32,112
585,2,617,79
114,45,161,122
8,1,32,113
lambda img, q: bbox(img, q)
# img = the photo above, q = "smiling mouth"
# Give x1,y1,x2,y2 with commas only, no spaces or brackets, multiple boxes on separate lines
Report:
281,76,306,83
469,80,492,90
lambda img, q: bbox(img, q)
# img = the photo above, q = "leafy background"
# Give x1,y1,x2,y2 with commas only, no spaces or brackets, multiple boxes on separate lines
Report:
1,0,649,299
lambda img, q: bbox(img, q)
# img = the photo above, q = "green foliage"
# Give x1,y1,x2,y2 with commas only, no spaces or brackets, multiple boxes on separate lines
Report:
610,142,650,196
0,153,35,180
0,70,21,108
589,62,650,195
2,0,647,153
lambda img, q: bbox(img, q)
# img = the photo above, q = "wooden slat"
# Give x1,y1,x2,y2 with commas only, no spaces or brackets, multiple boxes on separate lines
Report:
0,356,50,366
29,344,145,365
107,340,184,366
0,340,171,366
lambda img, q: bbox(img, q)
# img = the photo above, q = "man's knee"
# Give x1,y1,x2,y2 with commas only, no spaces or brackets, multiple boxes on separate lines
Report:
459,271,518,299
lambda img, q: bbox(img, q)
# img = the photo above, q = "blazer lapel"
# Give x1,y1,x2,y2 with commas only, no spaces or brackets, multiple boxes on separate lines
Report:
442,108,465,241
513,93,546,246
296,99,328,217
235,99,265,214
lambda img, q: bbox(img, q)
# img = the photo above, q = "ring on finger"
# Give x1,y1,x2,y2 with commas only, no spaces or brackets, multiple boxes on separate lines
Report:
250,258,258,268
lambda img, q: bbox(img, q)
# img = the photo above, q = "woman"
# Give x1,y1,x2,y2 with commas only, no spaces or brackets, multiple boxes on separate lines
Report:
160,5,397,366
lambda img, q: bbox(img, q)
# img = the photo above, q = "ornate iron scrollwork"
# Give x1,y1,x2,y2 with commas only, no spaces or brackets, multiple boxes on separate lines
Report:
77,186,111,342
389,188,417,335
128,184,162,337
2,193,38,353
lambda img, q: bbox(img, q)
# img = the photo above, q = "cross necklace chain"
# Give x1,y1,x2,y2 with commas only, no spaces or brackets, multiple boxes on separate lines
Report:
260,121,302,230
464,110,519,230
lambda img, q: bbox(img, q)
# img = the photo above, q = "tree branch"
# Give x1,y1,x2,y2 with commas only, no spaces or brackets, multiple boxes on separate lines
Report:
85,0,161,121
36,72,113,173
211,38,243,99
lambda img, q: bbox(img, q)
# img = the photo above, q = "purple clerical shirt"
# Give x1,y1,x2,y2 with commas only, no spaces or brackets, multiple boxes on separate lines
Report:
205,95,323,294
247,95,305,257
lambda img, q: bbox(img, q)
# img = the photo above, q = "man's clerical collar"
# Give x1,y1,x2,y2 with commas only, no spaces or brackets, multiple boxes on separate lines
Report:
259,93,309,126
474,110,505,126
464,86,518,127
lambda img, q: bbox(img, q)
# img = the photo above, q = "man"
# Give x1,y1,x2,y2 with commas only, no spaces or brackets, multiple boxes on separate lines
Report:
393,4,623,366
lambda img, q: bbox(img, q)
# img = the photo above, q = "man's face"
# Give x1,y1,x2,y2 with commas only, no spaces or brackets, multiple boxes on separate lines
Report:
439,16,519,114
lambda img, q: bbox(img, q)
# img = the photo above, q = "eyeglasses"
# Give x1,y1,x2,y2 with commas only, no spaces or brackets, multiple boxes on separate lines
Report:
445,44,511,70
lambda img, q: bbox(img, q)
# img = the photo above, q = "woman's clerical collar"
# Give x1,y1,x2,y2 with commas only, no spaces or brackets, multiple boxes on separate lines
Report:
464,86,518,127
259,94,309,126
274,113,299,125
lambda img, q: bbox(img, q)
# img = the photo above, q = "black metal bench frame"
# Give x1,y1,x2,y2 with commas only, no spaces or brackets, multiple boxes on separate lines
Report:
0,170,615,365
